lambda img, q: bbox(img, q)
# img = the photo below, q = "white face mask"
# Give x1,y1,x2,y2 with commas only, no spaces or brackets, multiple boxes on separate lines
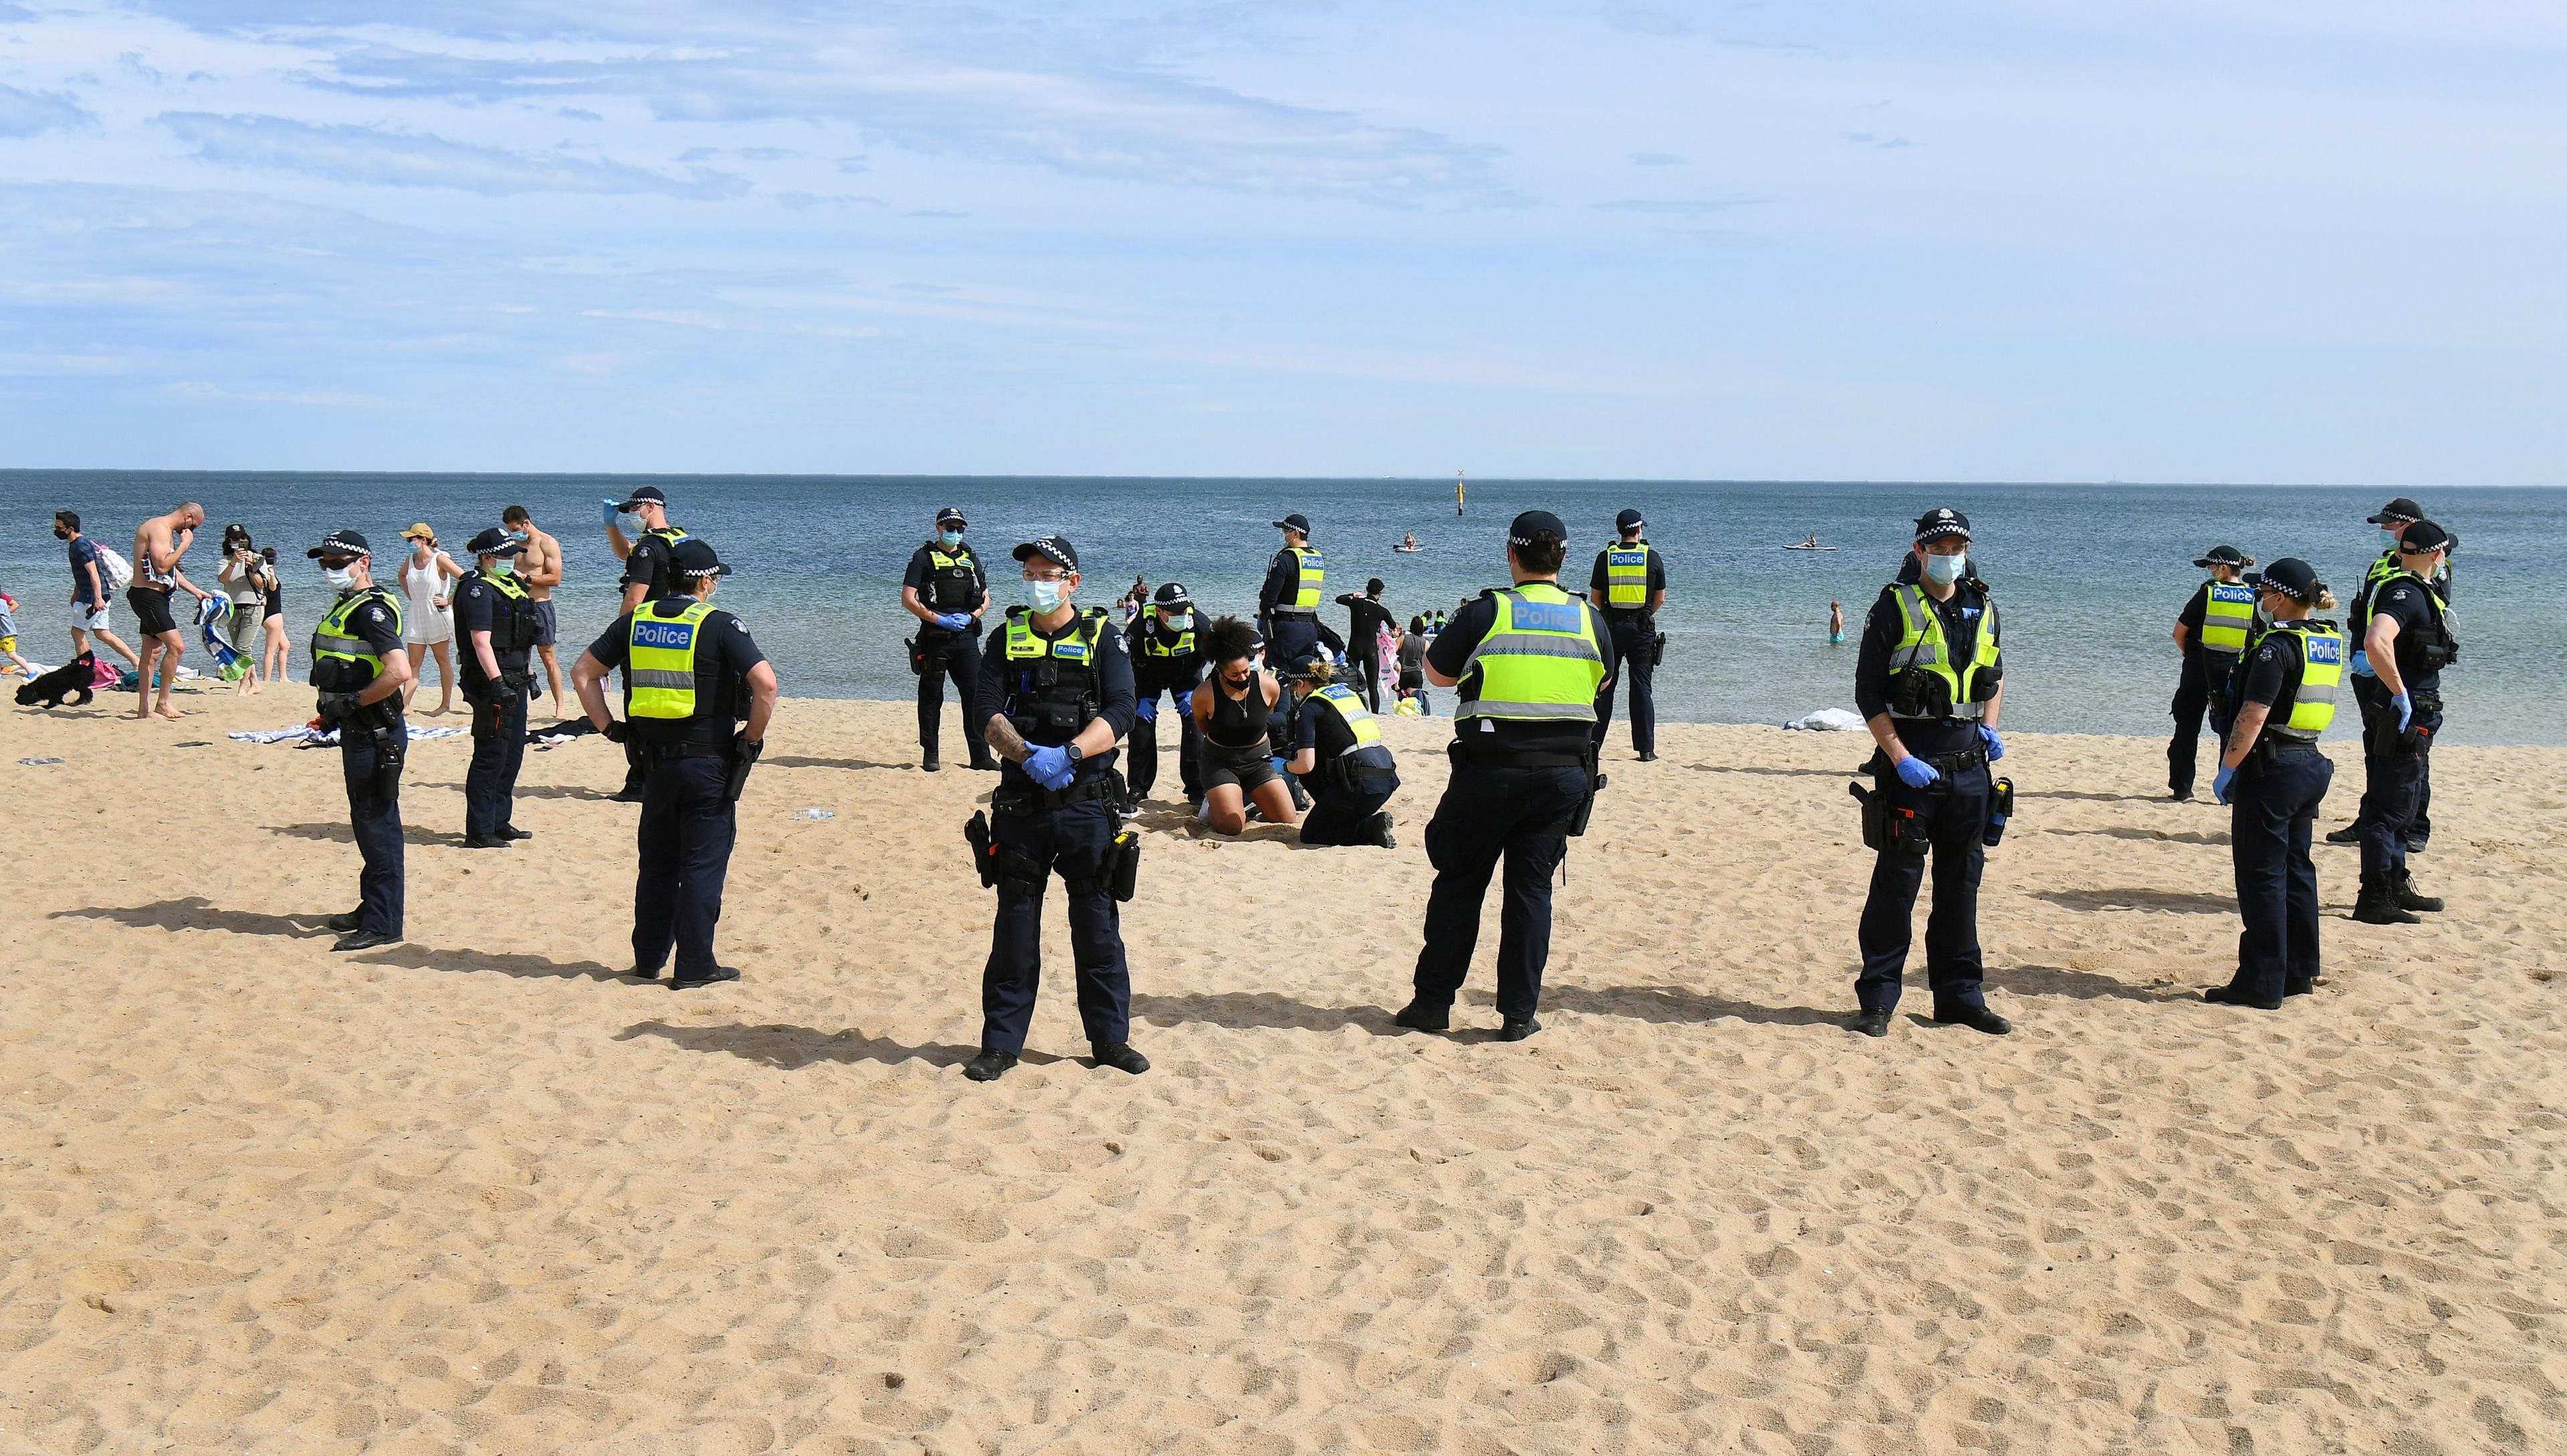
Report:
1026,578,1068,614
322,566,356,592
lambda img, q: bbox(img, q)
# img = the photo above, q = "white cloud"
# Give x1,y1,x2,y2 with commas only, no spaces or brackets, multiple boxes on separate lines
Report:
0,83,95,138
157,112,748,197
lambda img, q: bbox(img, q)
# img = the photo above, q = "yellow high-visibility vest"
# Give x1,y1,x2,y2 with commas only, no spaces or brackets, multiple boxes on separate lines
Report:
628,600,716,719
1455,583,1606,725
1604,541,1653,610
1885,583,2001,721
2199,580,2255,654
2247,620,2344,740
312,587,404,683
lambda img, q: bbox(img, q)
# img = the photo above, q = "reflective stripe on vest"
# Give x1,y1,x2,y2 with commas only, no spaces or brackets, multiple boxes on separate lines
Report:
2199,580,2255,654
311,588,404,677
1136,603,1194,658
2254,620,2344,740
1290,546,1324,611
1455,584,1606,723
1885,583,2001,721
628,600,715,719
1310,683,1384,753
1604,542,1651,609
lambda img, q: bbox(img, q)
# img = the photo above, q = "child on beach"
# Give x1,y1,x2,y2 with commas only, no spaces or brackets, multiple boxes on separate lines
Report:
0,589,34,677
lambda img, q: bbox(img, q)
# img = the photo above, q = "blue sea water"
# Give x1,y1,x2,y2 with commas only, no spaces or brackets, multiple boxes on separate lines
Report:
4,471,2556,745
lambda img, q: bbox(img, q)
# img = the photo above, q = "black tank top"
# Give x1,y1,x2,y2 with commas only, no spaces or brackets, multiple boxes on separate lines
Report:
1207,670,1271,748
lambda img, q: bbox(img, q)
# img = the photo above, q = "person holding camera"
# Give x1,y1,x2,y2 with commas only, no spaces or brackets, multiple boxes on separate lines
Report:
574,538,778,988
305,529,416,952
2353,519,2456,925
1396,509,1612,1044
456,527,541,850
1848,509,2010,1040
216,524,271,696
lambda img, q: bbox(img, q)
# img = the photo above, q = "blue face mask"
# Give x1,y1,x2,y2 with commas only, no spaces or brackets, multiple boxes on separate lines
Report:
939,530,963,549
2382,529,2403,548
1025,578,1068,613
1921,552,1966,586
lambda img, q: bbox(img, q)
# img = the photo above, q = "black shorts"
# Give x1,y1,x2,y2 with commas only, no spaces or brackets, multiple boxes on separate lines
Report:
1201,742,1279,794
128,586,178,638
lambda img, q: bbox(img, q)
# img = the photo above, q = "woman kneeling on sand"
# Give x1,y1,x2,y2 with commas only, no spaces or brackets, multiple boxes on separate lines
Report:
1191,616,1298,836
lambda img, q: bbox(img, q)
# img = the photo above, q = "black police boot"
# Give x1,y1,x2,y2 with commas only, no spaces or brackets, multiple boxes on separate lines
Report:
1369,813,1398,850
2391,871,2444,913
2284,977,2317,997
459,834,513,849
963,1049,1017,1082
1849,1007,1892,1038
2324,822,2362,845
922,746,941,773
1392,999,1449,1032
2403,835,2429,855
1288,778,1311,812
1495,1017,1542,1042
325,911,363,933
1092,1043,1150,1074
1931,1003,2013,1036
499,826,533,841
611,786,647,805
2353,880,2420,925
1637,751,1658,763
630,962,661,980
669,965,742,990
2201,984,2282,1010
332,929,398,952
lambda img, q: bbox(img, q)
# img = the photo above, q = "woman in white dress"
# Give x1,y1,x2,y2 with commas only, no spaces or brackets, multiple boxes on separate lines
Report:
398,522,463,715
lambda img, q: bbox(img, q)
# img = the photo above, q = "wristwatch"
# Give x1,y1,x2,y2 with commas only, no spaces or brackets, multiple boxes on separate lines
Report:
1064,743,1085,767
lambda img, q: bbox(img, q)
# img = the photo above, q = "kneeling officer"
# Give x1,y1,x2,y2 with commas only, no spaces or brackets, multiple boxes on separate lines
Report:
1284,657,1400,847
457,526,541,848
2203,558,2340,1009
964,534,1146,1083
574,539,779,988
1850,508,2011,1040
306,529,417,952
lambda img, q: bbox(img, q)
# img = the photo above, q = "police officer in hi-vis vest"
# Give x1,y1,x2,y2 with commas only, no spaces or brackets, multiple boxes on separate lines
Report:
2329,496,2452,852
1124,581,1207,808
305,529,417,952
1397,510,1613,1042
604,485,691,804
1589,507,1667,762
1284,656,1400,848
2203,558,2341,1009
1850,509,2011,1040
2352,519,2456,926
902,505,995,773
2167,544,2256,801
574,539,779,988
456,526,541,848
965,535,1146,1083
1258,512,1326,676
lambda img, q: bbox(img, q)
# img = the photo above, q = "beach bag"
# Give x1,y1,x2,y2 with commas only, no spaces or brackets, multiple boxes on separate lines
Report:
95,544,133,593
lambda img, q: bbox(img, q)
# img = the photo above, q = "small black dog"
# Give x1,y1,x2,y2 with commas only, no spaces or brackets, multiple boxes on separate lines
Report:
17,652,98,709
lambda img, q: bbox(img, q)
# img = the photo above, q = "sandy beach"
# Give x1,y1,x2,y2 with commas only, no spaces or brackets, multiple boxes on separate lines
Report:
5,687,2562,1455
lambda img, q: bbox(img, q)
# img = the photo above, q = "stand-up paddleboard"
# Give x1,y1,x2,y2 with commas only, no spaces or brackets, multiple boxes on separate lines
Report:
1782,543,1838,551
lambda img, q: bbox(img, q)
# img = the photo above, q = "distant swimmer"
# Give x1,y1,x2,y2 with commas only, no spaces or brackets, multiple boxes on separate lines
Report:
1829,600,1845,644
1849,507,2010,1040
1590,507,1667,762
1397,532,1421,553
2168,544,2256,802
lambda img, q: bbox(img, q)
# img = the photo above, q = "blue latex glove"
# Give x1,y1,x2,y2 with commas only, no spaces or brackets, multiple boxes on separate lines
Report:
1023,745,1076,790
2213,765,2236,804
2391,691,2413,733
2348,646,2372,678
1979,725,2005,761
935,612,973,632
1134,697,1157,723
601,499,623,526
1894,755,1942,790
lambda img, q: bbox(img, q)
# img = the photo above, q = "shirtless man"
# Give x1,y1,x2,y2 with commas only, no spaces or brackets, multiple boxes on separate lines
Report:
130,502,211,720
503,504,568,715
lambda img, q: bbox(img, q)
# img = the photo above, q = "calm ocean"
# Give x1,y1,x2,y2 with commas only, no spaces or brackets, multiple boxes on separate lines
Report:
5,471,2556,745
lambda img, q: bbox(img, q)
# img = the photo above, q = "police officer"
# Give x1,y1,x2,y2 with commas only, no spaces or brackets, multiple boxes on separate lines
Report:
1284,657,1400,848
2353,519,2455,926
305,529,416,952
456,526,541,848
902,505,995,773
1396,510,1612,1042
2167,544,2257,801
1850,508,2011,1040
1258,511,1325,675
1590,507,1667,762
1125,581,1207,808
2202,558,2341,1009
572,539,779,987
966,535,1146,1082
605,485,689,803
2330,497,2450,851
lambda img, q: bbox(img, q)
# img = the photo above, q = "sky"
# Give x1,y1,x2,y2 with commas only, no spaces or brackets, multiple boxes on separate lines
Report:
2,0,2562,482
